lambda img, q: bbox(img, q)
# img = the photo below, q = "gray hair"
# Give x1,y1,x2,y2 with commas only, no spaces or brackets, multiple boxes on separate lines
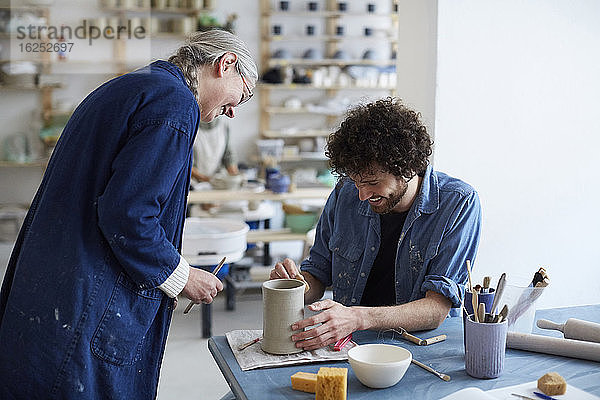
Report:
168,29,258,104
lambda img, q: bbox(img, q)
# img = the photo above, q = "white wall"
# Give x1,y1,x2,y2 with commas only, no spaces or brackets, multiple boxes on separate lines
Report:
431,0,600,308
396,0,437,134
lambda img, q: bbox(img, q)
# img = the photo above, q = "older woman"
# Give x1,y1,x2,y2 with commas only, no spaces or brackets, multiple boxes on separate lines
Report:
0,30,257,399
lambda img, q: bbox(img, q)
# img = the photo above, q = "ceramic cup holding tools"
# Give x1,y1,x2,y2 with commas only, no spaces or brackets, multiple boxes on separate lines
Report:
463,288,495,346
464,288,495,319
262,279,306,355
464,314,508,379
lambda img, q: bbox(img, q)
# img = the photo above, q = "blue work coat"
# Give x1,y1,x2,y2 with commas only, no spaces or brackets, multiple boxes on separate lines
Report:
0,61,199,399
302,165,482,316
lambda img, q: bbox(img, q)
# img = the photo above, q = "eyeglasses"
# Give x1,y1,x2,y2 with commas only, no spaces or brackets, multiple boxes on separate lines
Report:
235,62,253,106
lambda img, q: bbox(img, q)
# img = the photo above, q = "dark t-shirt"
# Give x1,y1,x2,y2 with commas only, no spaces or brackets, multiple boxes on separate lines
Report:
360,211,408,306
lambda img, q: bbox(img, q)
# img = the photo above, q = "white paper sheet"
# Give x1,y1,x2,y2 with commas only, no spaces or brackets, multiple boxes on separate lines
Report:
440,381,599,400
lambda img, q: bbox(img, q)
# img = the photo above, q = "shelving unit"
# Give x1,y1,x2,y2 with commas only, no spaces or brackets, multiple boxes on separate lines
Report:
0,0,215,174
258,0,399,165
0,4,55,164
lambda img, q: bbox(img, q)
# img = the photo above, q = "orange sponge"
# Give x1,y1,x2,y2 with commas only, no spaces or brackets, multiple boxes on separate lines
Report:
291,372,317,393
316,367,347,400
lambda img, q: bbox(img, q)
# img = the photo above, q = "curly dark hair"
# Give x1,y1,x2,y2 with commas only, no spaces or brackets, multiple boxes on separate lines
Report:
325,97,433,180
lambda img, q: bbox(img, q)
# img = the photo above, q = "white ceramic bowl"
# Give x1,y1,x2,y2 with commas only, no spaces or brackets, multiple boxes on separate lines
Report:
347,344,412,388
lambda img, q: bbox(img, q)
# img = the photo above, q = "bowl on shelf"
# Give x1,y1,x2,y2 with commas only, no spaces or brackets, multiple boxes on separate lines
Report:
348,344,412,389
284,212,318,233
303,48,323,60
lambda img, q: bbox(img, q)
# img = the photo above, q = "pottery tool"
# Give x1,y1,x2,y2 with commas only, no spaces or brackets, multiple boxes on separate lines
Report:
421,334,447,345
511,394,536,400
394,328,447,346
531,267,548,287
537,318,600,343
411,358,451,381
471,288,480,322
183,256,227,315
506,331,600,362
465,260,480,322
493,304,509,323
333,333,352,351
489,273,506,315
533,391,559,400
477,303,486,324
466,259,474,292
293,273,310,294
482,276,491,293
238,337,261,351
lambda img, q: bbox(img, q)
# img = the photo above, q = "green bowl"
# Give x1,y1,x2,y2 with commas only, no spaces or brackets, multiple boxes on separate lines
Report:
285,213,317,233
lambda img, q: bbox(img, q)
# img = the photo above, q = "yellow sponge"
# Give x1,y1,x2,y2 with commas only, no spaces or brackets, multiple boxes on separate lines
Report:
291,372,317,393
316,367,347,400
537,372,567,396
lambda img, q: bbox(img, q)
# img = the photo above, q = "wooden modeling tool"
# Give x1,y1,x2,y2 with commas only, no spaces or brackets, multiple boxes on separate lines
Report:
477,303,486,324
494,304,509,323
411,358,451,381
472,288,480,322
489,273,506,315
396,328,447,346
237,337,261,351
466,259,474,292
183,256,226,315
466,260,479,322
482,276,491,293
294,273,310,293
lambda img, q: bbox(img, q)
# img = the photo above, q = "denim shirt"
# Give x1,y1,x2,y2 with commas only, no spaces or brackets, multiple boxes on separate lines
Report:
301,165,482,316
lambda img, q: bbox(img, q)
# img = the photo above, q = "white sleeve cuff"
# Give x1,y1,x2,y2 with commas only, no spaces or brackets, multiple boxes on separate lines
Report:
158,256,190,298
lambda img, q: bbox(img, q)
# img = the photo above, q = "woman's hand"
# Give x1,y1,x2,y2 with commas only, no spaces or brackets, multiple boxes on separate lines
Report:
181,267,224,304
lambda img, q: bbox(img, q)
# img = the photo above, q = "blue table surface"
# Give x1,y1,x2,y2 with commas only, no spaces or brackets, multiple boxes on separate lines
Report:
208,305,600,400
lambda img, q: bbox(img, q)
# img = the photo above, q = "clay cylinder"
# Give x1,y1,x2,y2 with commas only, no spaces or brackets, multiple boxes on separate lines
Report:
261,279,305,355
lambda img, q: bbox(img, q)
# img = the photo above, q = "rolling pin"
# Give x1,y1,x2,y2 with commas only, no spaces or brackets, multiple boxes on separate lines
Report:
537,318,600,343
506,331,600,362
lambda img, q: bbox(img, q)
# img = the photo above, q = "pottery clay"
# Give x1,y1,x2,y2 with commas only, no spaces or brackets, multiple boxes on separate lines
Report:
262,279,305,354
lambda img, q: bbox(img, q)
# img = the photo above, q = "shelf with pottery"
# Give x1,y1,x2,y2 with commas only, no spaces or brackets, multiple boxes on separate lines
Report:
99,6,212,14
267,34,398,43
187,187,331,204
265,106,343,116
0,159,48,168
264,11,398,18
267,58,396,67
259,0,398,180
259,83,396,90
261,129,330,138
280,153,328,163
247,228,308,243
0,83,62,90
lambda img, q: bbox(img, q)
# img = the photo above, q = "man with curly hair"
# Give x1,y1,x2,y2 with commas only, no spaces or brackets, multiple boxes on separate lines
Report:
270,98,481,351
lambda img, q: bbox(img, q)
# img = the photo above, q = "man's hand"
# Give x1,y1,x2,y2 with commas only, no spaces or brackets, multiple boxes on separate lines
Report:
181,267,224,305
270,258,326,304
290,299,363,351
270,257,301,279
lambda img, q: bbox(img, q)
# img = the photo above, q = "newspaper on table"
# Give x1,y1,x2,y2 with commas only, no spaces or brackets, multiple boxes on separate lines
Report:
225,329,356,371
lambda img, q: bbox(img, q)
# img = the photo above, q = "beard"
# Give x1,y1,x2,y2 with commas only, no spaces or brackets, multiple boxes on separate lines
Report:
369,179,409,214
